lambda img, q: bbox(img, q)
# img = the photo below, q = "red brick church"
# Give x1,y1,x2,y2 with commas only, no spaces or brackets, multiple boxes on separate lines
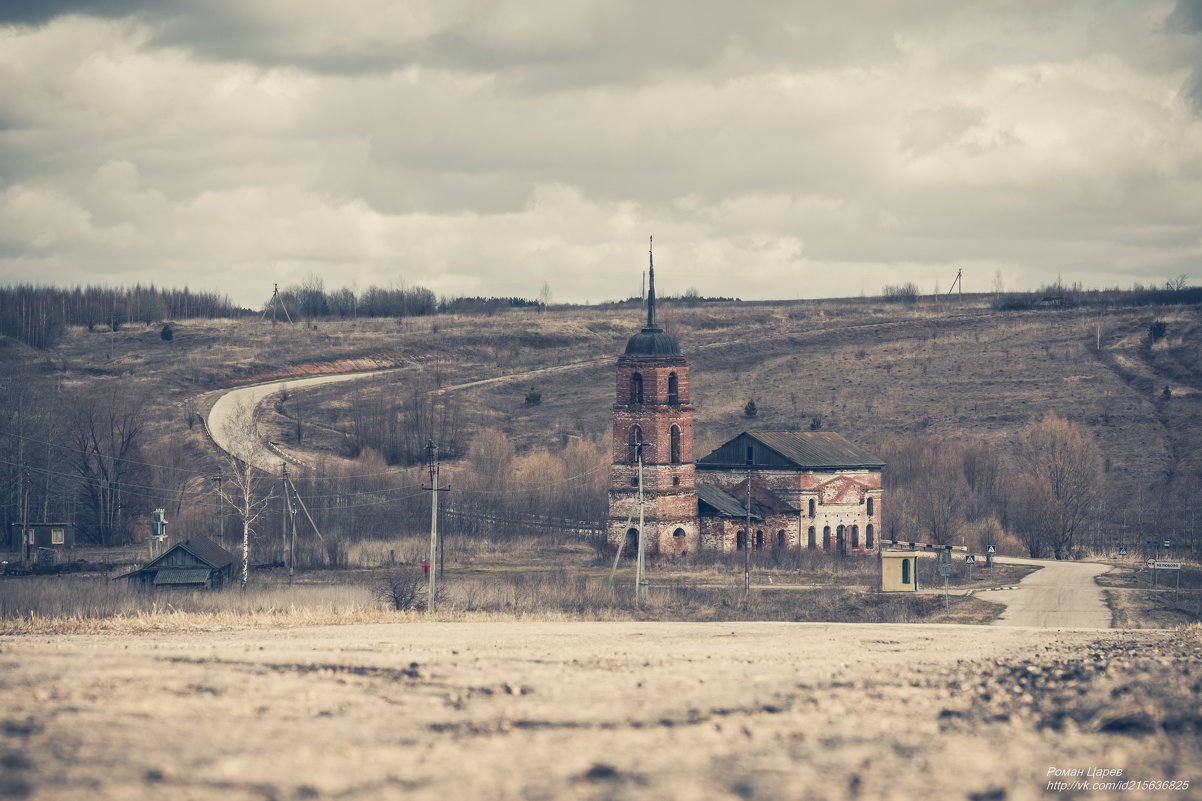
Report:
606,248,884,559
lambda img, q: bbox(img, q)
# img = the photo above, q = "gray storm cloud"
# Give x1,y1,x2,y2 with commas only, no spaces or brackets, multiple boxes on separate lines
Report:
1,1,1200,306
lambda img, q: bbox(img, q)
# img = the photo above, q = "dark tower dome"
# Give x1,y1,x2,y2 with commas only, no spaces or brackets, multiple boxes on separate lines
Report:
624,237,680,356
624,326,680,356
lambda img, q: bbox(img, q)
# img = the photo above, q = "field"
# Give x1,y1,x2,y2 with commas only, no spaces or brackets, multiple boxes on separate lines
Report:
3,621,1198,801
2,294,1201,629
0,536,1039,634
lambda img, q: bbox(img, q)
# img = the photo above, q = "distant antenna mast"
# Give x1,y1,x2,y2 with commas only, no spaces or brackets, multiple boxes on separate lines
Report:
260,283,294,325
946,268,963,306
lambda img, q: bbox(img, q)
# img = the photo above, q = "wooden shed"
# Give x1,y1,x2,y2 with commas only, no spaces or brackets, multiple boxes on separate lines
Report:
880,550,919,592
9,522,75,554
119,535,235,590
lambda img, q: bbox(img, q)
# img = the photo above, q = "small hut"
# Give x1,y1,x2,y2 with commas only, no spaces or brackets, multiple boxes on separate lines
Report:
880,550,919,592
119,535,235,589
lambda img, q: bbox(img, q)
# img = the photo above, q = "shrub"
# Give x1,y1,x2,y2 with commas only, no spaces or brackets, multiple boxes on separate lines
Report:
160,324,173,342
525,386,542,406
1148,320,1167,341
373,569,426,611
743,399,758,418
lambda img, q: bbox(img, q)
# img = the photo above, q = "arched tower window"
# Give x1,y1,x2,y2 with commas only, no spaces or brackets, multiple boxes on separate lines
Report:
627,425,643,464
630,373,643,404
808,527,816,549
808,498,816,517
851,525,860,549
867,497,874,517
670,425,681,464
667,372,679,404
823,526,831,550
866,524,874,549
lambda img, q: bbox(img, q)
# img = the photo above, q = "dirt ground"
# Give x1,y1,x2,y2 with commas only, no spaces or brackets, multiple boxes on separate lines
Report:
2,621,1198,801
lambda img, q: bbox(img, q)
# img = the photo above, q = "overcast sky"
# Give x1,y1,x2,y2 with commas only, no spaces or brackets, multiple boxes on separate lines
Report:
2,1,1200,308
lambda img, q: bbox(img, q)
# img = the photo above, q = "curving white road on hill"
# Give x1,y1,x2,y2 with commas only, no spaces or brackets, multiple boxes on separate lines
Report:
207,372,394,472
989,557,1113,628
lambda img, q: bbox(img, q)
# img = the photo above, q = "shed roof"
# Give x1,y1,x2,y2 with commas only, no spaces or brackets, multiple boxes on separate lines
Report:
153,568,213,585
697,483,761,520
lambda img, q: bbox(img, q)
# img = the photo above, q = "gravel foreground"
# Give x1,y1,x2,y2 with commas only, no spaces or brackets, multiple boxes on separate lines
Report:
1,621,1198,801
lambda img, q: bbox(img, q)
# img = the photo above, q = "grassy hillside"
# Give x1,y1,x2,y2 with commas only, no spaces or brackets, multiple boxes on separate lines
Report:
3,296,1200,556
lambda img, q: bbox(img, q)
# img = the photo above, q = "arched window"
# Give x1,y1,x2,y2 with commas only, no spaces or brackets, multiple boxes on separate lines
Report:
808,498,816,518
736,530,746,551
776,530,786,549
627,425,643,464
673,527,687,557
808,527,816,549
625,528,639,558
670,425,681,464
630,372,643,404
867,497,874,517
836,525,845,554
823,526,831,550
851,525,860,549
901,558,911,585
667,372,679,404
755,530,764,550
866,524,874,549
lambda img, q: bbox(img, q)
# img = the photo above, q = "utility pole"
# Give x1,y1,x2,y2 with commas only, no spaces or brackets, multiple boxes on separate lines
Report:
745,465,751,596
423,440,450,612
635,445,646,606
211,468,224,549
281,463,289,568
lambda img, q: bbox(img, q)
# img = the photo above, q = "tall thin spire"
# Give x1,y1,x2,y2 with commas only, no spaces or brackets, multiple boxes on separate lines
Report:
647,235,657,329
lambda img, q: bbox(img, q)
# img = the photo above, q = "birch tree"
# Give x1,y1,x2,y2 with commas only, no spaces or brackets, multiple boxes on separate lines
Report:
215,399,274,589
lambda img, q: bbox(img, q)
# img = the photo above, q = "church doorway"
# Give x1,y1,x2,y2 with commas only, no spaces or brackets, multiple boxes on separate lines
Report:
624,528,639,558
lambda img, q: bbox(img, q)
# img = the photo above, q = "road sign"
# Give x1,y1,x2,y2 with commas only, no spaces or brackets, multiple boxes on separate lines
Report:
1150,561,1182,570
986,544,996,554
939,564,952,578
1163,540,1172,549
941,549,952,566
965,554,976,565
1118,547,1128,557
1146,539,1157,548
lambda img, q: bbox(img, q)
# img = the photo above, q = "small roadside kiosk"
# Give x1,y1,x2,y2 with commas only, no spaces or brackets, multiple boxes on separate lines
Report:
880,550,919,592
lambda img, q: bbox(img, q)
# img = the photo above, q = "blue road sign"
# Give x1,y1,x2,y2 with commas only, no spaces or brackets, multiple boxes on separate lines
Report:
1118,547,1128,556
986,544,996,554
965,554,976,565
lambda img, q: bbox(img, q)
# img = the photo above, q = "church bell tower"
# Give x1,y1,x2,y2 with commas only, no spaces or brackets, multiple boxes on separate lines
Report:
607,240,699,558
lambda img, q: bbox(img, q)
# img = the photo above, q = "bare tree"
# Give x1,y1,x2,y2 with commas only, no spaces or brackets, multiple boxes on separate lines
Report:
1013,413,1103,559
215,399,275,589
70,385,149,546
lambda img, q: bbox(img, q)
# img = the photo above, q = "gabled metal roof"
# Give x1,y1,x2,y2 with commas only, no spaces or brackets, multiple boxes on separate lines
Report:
141,535,235,572
697,431,884,470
